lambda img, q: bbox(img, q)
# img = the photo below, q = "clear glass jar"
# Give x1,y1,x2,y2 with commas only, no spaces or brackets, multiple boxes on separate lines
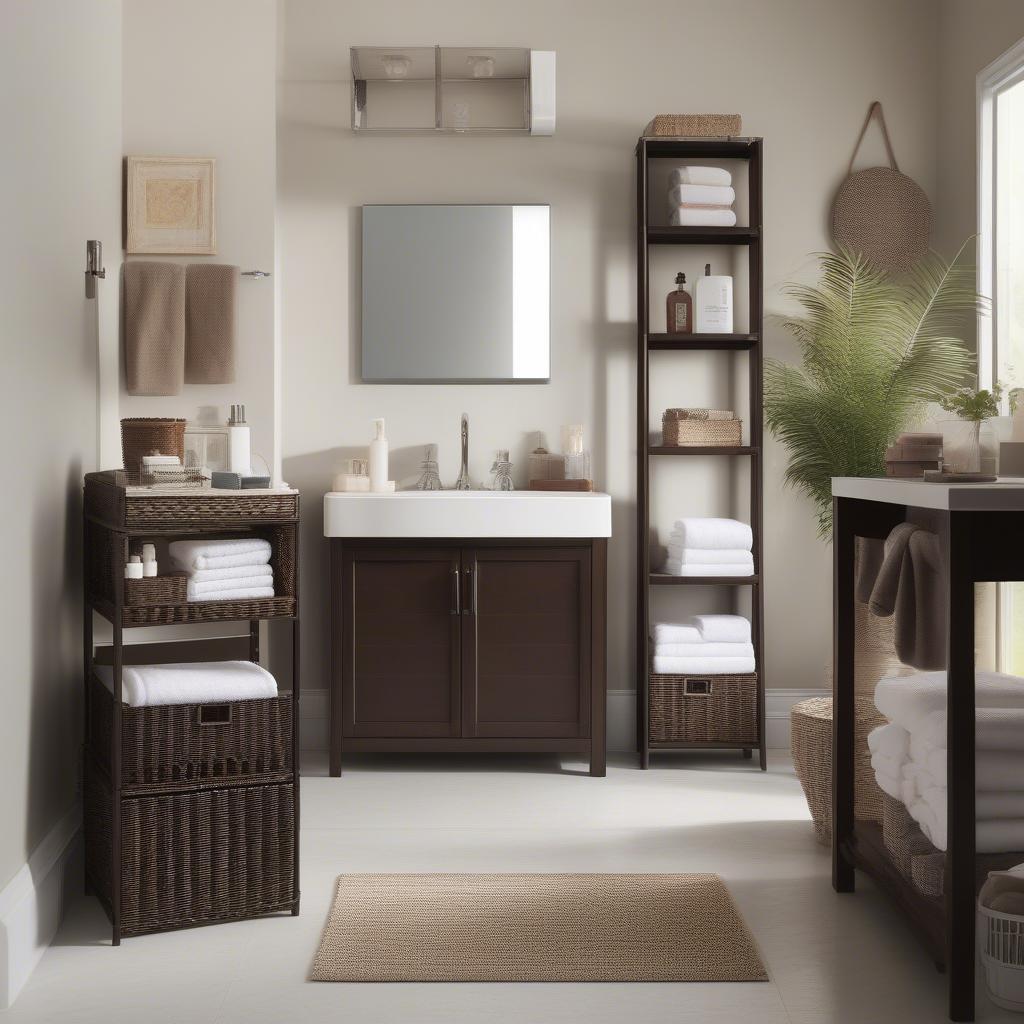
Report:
415,445,443,490
490,450,514,491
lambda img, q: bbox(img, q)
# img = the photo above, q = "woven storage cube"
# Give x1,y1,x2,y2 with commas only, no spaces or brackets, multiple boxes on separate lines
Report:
123,572,188,607
648,672,757,744
662,410,742,447
120,419,186,478
882,791,936,876
85,770,296,936
88,674,293,792
644,114,742,138
790,695,886,846
911,851,946,900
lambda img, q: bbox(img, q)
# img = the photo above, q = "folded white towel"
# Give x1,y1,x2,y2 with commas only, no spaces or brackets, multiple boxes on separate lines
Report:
169,538,272,571
873,769,904,801
669,166,732,187
671,518,753,551
867,722,910,761
691,614,750,644
922,786,1024,822
94,660,277,708
186,583,276,602
907,797,1024,853
652,642,755,659
870,750,907,782
662,562,755,577
911,706,1024,754
650,622,702,644
665,545,754,566
874,670,1024,732
188,573,275,597
189,563,274,584
913,748,1024,793
669,207,738,227
652,654,756,675
668,183,736,208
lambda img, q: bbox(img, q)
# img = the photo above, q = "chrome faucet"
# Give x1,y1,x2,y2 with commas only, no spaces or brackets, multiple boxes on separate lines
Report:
454,413,472,490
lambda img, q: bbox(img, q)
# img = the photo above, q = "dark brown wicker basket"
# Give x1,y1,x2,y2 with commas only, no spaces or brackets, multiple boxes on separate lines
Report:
881,792,936,876
89,674,293,792
648,672,758,744
123,572,188,607
120,419,186,477
85,770,295,936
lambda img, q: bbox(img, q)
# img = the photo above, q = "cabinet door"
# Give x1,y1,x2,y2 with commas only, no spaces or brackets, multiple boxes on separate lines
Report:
461,546,591,738
341,547,461,737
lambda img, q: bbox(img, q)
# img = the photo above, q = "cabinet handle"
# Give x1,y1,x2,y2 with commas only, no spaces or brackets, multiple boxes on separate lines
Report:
463,567,476,615
451,566,460,615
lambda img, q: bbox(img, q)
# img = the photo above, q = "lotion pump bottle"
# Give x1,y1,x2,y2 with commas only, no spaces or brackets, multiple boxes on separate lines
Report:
369,418,389,492
694,263,734,334
228,404,252,476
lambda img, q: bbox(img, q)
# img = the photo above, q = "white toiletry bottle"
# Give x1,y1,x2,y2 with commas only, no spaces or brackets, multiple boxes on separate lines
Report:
228,404,252,476
694,263,734,334
369,419,389,493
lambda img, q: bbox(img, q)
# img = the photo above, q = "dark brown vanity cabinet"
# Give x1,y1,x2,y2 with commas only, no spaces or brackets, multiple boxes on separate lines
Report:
330,539,607,776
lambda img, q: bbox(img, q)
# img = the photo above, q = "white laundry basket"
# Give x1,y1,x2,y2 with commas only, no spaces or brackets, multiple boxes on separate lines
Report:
980,900,1024,1011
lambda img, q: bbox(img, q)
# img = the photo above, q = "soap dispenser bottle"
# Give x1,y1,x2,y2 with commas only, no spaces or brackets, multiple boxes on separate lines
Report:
694,263,734,334
228,404,251,476
368,418,389,493
666,272,692,334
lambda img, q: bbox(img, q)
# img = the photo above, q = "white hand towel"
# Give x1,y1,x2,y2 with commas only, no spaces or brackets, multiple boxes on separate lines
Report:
653,642,755,659
867,722,910,761
668,183,736,208
874,670,1024,731
917,747,1024,792
189,563,274,584
671,518,753,551
169,538,272,571
650,622,702,644
186,583,276,602
651,654,756,675
691,614,751,644
870,750,906,782
912,706,1024,753
665,545,754,566
662,562,755,577
669,166,732,187
188,573,275,597
94,660,277,708
907,795,1024,853
923,786,1024,822
873,769,904,801
669,207,738,228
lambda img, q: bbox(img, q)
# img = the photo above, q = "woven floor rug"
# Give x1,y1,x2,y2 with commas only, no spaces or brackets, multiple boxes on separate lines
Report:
311,873,767,982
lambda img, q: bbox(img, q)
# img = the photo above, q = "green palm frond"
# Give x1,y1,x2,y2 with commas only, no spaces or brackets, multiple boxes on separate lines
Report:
765,245,980,538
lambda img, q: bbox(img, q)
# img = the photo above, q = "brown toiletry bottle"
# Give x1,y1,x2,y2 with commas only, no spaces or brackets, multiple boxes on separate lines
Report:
667,272,692,334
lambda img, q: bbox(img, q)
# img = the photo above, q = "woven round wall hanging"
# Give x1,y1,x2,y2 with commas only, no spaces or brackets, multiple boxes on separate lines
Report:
832,101,931,274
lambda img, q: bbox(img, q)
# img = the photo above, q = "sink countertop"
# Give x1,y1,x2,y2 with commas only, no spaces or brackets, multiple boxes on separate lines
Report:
323,489,612,538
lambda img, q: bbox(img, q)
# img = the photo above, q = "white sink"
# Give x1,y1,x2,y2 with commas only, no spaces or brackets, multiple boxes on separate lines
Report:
323,490,612,539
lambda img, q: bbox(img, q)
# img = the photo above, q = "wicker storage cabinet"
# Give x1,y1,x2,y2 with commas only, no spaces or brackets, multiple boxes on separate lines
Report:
123,572,188,607
648,672,757,744
85,771,295,937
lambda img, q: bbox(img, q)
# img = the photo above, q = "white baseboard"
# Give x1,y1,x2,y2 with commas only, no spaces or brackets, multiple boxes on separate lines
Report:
0,801,82,1008
298,687,828,755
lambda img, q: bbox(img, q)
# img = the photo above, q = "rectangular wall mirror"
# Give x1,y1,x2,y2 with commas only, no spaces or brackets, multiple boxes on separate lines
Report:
361,204,550,382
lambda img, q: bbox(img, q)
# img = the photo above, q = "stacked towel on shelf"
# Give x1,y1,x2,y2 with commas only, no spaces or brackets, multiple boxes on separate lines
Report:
662,517,753,577
94,660,277,708
169,538,275,602
650,614,754,675
667,166,737,227
868,670,1024,852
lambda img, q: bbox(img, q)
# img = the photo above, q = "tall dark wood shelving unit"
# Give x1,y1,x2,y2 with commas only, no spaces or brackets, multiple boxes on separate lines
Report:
636,136,765,770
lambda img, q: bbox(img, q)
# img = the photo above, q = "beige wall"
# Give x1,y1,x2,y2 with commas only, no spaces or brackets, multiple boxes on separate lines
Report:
278,0,943,721
0,1,122,890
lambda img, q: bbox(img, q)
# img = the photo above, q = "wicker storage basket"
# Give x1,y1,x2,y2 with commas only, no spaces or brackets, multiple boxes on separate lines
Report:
644,114,742,138
662,410,741,447
85,770,295,936
88,674,293,792
882,792,936,876
120,419,186,477
790,695,886,846
123,572,188,607
648,672,757,744
911,851,945,900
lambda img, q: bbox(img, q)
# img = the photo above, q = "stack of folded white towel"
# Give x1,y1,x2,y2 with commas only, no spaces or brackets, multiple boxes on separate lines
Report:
169,538,275,602
663,517,753,577
95,660,277,708
869,670,1024,852
650,614,754,675
668,166,737,227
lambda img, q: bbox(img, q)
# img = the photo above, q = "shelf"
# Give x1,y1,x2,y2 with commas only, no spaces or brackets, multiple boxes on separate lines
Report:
649,573,759,586
648,333,757,351
89,595,296,626
647,226,759,245
642,137,759,159
649,445,756,456
648,740,759,750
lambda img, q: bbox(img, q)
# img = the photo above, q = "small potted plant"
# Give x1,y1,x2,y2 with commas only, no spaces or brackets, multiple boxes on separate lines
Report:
937,383,1003,473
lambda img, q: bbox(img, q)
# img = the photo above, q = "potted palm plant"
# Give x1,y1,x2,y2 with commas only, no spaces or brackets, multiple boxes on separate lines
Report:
765,244,982,537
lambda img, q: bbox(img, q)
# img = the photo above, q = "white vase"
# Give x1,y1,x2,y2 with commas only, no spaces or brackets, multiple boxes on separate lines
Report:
939,418,982,473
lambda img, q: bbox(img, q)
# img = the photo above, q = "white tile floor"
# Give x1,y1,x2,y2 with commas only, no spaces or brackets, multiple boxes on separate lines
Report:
5,751,1018,1023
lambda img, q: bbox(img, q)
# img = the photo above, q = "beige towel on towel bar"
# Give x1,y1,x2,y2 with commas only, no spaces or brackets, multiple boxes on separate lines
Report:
123,261,186,396
185,264,238,384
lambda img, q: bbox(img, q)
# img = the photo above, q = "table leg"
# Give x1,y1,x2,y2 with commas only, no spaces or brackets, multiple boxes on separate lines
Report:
832,496,856,893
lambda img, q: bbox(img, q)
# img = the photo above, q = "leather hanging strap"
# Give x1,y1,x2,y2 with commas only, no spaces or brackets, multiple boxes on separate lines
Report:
847,100,899,174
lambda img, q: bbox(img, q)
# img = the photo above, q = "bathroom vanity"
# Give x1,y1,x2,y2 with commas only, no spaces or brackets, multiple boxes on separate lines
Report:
325,491,611,776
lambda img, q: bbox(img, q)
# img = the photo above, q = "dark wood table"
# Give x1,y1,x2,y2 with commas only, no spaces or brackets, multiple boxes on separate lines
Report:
831,476,1024,1021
